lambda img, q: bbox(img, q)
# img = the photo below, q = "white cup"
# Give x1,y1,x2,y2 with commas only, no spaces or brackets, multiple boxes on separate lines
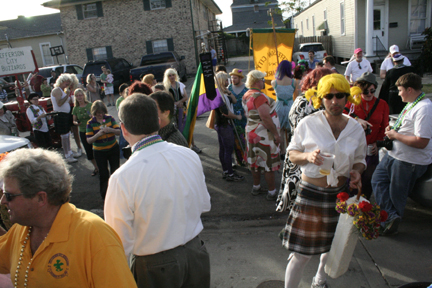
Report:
319,152,335,175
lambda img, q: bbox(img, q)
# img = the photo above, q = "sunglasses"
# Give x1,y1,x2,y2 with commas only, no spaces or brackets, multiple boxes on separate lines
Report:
2,192,24,202
363,89,376,95
358,63,362,69
323,93,349,100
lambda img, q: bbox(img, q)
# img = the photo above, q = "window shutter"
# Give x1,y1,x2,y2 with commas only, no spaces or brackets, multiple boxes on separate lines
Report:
76,5,84,20
146,41,153,54
143,0,150,11
166,0,172,8
167,38,174,51
96,1,104,17
86,48,93,61
106,46,113,59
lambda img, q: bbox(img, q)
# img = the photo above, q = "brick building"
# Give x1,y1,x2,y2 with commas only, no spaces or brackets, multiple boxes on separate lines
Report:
42,0,222,73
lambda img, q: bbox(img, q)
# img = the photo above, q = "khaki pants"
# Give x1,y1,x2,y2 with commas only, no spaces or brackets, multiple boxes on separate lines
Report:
131,236,210,288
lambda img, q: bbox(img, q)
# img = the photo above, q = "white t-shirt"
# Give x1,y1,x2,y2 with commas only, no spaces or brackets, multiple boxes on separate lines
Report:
344,59,373,82
389,98,432,165
380,57,411,71
288,111,367,186
50,88,70,113
104,140,211,258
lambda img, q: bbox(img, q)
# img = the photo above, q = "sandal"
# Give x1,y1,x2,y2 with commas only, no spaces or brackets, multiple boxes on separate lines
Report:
91,169,99,176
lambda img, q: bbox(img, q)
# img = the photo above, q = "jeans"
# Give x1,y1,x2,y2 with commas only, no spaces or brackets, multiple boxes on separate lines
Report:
215,124,235,174
80,131,94,161
372,154,428,226
93,144,120,199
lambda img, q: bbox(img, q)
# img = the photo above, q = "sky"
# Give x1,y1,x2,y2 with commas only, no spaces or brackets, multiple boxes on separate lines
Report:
0,0,283,28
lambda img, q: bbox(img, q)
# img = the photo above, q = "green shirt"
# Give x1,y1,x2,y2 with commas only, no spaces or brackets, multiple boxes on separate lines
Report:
101,73,113,87
116,96,124,111
72,103,92,132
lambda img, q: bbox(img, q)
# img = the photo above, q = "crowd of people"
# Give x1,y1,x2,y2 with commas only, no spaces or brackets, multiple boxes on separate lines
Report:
0,43,431,288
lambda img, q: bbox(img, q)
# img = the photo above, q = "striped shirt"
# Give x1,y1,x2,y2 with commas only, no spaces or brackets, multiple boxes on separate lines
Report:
86,115,119,151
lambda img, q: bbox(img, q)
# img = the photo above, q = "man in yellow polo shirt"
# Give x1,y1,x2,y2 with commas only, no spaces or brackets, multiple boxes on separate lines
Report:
0,149,137,288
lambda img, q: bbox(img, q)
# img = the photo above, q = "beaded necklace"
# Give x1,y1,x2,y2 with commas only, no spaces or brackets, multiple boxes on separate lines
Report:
132,134,163,154
392,92,425,131
15,227,48,288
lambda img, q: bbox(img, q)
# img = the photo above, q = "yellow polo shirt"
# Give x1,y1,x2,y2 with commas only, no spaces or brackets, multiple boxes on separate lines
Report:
0,203,137,288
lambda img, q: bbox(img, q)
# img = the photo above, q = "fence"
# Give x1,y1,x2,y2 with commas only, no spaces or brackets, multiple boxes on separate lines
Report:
226,38,250,57
294,35,333,55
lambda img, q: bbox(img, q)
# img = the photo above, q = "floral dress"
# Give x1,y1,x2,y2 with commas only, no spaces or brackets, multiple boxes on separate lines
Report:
243,89,281,172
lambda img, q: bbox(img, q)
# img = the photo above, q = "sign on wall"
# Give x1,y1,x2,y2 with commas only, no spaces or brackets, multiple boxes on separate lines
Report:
0,46,37,77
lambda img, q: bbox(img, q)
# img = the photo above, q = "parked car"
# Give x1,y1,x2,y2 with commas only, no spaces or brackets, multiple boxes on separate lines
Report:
292,42,328,63
81,58,133,92
130,51,187,83
27,64,83,90
0,135,32,153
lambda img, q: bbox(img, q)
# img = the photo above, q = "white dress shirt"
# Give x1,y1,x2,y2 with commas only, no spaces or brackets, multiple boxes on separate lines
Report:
288,111,367,186
26,104,49,132
344,59,373,83
104,140,211,258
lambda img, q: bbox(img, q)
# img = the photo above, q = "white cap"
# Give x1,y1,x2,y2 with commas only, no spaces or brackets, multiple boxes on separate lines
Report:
389,45,399,54
392,53,405,62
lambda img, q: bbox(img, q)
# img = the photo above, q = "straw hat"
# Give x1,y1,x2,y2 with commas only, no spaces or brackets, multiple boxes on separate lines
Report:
229,68,244,78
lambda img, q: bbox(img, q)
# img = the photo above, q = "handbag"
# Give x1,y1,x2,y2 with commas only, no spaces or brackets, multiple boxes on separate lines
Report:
206,110,216,129
325,190,367,278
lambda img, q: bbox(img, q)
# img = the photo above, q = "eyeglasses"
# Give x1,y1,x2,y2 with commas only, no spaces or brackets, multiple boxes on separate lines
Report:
323,93,349,100
362,89,376,95
358,63,362,69
2,192,24,202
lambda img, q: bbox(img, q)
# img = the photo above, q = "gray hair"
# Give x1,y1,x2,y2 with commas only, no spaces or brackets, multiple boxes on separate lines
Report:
245,70,266,88
54,73,72,88
0,149,73,206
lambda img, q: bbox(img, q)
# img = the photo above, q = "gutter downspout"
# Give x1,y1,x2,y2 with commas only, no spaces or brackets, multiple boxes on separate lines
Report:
189,0,199,69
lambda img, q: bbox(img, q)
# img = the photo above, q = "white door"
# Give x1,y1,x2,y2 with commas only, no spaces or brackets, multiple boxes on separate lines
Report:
40,43,54,66
372,6,387,51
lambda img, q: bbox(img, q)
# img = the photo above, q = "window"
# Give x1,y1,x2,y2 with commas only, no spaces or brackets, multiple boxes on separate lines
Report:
254,5,259,12
340,1,345,35
301,21,304,35
306,18,309,30
93,47,107,61
312,15,315,36
40,43,54,66
410,0,428,34
153,40,168,53
83,3,97,19
203,7,208,18
324,9,327,20
151,0,166,10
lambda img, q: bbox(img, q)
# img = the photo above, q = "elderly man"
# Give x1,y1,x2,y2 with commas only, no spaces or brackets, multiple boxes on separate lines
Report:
344,48,373,84
0,149,137,287
105,94,211,288
372,73,432,236
378,54,416,114
380,44,411,79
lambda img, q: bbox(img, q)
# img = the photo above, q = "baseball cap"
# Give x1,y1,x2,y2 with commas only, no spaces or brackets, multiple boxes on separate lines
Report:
389,45,399,54
354,48,363,54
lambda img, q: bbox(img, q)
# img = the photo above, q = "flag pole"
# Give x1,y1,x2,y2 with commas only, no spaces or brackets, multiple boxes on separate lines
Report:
269,8,280,65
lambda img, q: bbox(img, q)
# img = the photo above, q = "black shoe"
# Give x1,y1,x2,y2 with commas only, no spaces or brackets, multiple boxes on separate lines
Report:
225,173,245,182
222,171,228,179
382,217,401,236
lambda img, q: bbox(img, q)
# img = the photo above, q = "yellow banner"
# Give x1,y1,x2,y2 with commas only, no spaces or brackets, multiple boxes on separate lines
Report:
251,28,296,100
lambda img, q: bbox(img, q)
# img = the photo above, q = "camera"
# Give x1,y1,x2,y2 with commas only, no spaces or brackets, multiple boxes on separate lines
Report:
376,136,393,150
365,126,372,136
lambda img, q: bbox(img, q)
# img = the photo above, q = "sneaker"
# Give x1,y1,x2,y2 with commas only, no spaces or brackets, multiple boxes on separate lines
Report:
266,192,278,201
226,173,245,182
222,171,228,179
382,217,401,236
311,277,329,288
66,156,78,163
191,145,202,154
73,149,82,158
251,186,267,196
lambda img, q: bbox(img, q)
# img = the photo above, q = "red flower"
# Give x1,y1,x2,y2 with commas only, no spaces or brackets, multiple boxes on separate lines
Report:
359,201,373,212
337,192,349,202
380,210,388,222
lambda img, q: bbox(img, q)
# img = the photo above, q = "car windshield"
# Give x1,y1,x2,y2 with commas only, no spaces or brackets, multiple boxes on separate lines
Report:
38,68,53,78
300,44,325,52
84,64,106,76
140,53,175,66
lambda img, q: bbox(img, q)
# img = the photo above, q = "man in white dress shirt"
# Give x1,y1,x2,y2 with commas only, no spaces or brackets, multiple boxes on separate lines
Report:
104,93,211,288
344,48,373,84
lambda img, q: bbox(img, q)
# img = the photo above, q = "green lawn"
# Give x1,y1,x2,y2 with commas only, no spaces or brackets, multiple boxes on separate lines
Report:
423,84,432,94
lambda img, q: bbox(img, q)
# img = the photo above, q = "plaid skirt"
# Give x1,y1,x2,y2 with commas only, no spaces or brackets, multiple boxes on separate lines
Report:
282,180,346,255
54,112,72,135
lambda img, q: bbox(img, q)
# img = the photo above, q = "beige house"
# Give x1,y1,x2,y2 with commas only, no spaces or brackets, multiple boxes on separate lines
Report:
43,0,222,73
0,14,67,69
293,0,431,63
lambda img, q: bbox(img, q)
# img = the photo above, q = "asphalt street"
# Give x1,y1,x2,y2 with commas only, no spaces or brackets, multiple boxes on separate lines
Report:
65,56,432,288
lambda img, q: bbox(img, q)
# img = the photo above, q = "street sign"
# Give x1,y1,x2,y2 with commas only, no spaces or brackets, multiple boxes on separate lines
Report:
0,46,37,77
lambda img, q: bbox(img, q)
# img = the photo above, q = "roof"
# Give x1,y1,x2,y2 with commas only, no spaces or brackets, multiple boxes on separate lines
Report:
224,6,284,33
0,13,62,41
43,0,222,14
232,0,277,5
